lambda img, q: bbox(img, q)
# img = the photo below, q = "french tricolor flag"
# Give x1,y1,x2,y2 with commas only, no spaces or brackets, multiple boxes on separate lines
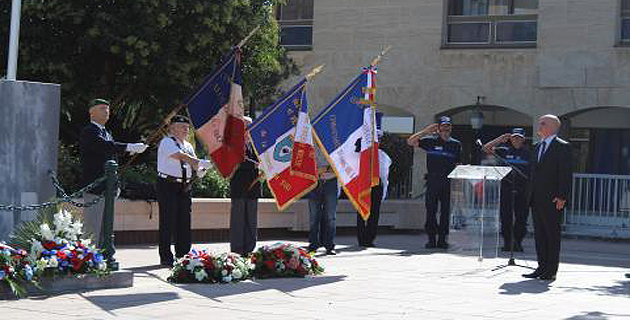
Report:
187,49,245,178
313,66,380,220
249,79,317,210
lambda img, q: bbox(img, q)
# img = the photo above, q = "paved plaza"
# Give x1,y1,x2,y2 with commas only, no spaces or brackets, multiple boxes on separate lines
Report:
1,233,629,319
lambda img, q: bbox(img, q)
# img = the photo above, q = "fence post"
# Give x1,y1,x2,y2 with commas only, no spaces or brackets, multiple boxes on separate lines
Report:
102,160,119,271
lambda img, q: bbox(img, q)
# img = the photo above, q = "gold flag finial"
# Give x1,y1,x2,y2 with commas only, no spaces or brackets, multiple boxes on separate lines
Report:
370,45,392,67
306,64,325,80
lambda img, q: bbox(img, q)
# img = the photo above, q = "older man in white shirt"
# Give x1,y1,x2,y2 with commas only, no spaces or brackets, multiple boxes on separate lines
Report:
156,115,212,267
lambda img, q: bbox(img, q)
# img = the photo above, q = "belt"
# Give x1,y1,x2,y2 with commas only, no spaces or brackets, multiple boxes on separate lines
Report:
158,173,191,183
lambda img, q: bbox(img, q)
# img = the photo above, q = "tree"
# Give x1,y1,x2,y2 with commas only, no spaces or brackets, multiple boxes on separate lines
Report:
0,0,297,145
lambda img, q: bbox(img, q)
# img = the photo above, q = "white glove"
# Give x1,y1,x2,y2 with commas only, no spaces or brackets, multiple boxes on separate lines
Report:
126,143,149,154
198,159,213,170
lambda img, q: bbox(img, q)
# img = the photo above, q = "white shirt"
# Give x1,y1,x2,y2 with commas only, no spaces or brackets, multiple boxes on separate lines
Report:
157,135,197,178
91,120,106,130
379,149,392,201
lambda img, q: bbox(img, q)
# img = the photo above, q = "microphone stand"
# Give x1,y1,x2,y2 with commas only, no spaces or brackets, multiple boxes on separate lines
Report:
485,146,533,271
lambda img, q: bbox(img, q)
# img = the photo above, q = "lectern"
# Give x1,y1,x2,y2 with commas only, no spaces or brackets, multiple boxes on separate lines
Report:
448,165,512,261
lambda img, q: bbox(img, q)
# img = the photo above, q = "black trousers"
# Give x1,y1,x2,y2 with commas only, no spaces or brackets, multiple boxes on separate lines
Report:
500,183,529,246
230,198,258,256
156,178,192,264
357,184,383,246
425,177,451,238
531,198,562,276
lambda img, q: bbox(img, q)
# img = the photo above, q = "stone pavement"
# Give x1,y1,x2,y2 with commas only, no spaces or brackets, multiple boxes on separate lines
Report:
1,233,629,319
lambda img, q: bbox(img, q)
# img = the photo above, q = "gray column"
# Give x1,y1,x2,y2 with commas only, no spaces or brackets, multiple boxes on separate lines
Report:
0,80,60,241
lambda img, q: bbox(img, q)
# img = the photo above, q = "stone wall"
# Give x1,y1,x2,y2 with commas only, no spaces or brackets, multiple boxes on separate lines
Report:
287,0,630,196
110,198,426,233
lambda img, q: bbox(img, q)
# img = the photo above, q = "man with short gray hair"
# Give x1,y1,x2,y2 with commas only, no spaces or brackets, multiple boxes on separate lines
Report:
523,114,572,281
80,98,148,248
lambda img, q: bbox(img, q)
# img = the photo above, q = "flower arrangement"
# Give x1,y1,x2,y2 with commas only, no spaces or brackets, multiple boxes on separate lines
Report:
168,250,253,284
13,209,108,279
251,243,324,279
0,243,37,298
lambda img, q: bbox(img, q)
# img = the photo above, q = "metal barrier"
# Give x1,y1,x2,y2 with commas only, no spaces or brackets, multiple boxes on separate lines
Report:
565,173,630,238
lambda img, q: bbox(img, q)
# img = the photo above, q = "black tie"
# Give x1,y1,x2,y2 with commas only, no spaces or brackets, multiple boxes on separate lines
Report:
538,141,546,162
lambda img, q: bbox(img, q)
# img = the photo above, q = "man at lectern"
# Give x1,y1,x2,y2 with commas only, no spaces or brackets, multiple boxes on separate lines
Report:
407,116,462,249
482,128,531,252
523,115,572,281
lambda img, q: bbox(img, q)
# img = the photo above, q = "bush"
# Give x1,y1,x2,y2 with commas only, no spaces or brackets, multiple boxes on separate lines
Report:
120,162,158,200
56,143,82,194
191,169,230,198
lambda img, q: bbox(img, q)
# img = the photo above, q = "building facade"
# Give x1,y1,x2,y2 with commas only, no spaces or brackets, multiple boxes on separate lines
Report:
276,0,630,200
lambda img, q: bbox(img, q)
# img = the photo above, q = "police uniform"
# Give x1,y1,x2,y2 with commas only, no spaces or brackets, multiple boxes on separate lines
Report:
156,116,197,266
417,118,462,248
494,128,531,251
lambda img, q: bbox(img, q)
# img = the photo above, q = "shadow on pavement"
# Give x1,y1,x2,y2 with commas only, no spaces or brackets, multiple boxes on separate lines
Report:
171,275,347,300
565,311,630,320
80,292,181,313
558,280,630,297
498,279,552,295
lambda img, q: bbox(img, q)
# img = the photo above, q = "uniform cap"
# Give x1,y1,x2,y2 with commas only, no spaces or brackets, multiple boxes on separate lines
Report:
439,116,452,125
511,127,525,137
170,115,190,124
89,98,110,109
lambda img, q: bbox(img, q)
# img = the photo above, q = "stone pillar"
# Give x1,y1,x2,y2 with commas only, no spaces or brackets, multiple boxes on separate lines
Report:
0,80,60,241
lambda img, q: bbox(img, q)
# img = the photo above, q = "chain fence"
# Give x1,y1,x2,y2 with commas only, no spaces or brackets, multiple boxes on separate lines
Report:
0,170,107,212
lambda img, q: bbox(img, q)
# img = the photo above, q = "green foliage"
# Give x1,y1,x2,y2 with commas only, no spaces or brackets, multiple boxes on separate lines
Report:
120,162,158,200
0,0,297,145
9,205,59,250
57,143,82,194
192,169,231,198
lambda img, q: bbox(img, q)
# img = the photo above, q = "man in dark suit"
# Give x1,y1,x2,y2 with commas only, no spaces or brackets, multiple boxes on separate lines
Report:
523,114,572,281
79,99,148,247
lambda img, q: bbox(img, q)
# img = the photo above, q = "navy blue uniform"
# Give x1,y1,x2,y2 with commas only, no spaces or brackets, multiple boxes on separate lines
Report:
418,136,462,238
495,145,531,248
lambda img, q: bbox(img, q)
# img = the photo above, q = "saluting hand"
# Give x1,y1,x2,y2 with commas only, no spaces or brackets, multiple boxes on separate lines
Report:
426,123,440,134
552,197,566,211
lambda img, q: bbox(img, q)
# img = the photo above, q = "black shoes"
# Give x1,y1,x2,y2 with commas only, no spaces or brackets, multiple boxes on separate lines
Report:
425,239,437,249
625,273,630,278
437,236,449,249
539,274,556,281
425,236,449,249
325,249,337,255
522,269,544,279
523,269,556,280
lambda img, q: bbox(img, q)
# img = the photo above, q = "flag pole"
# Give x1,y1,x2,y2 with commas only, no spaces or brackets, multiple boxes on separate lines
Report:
119,27,261,174
305,64,325,81
237,25,260,48
369,45,392,68
6,0,22,81
367,46,390,190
